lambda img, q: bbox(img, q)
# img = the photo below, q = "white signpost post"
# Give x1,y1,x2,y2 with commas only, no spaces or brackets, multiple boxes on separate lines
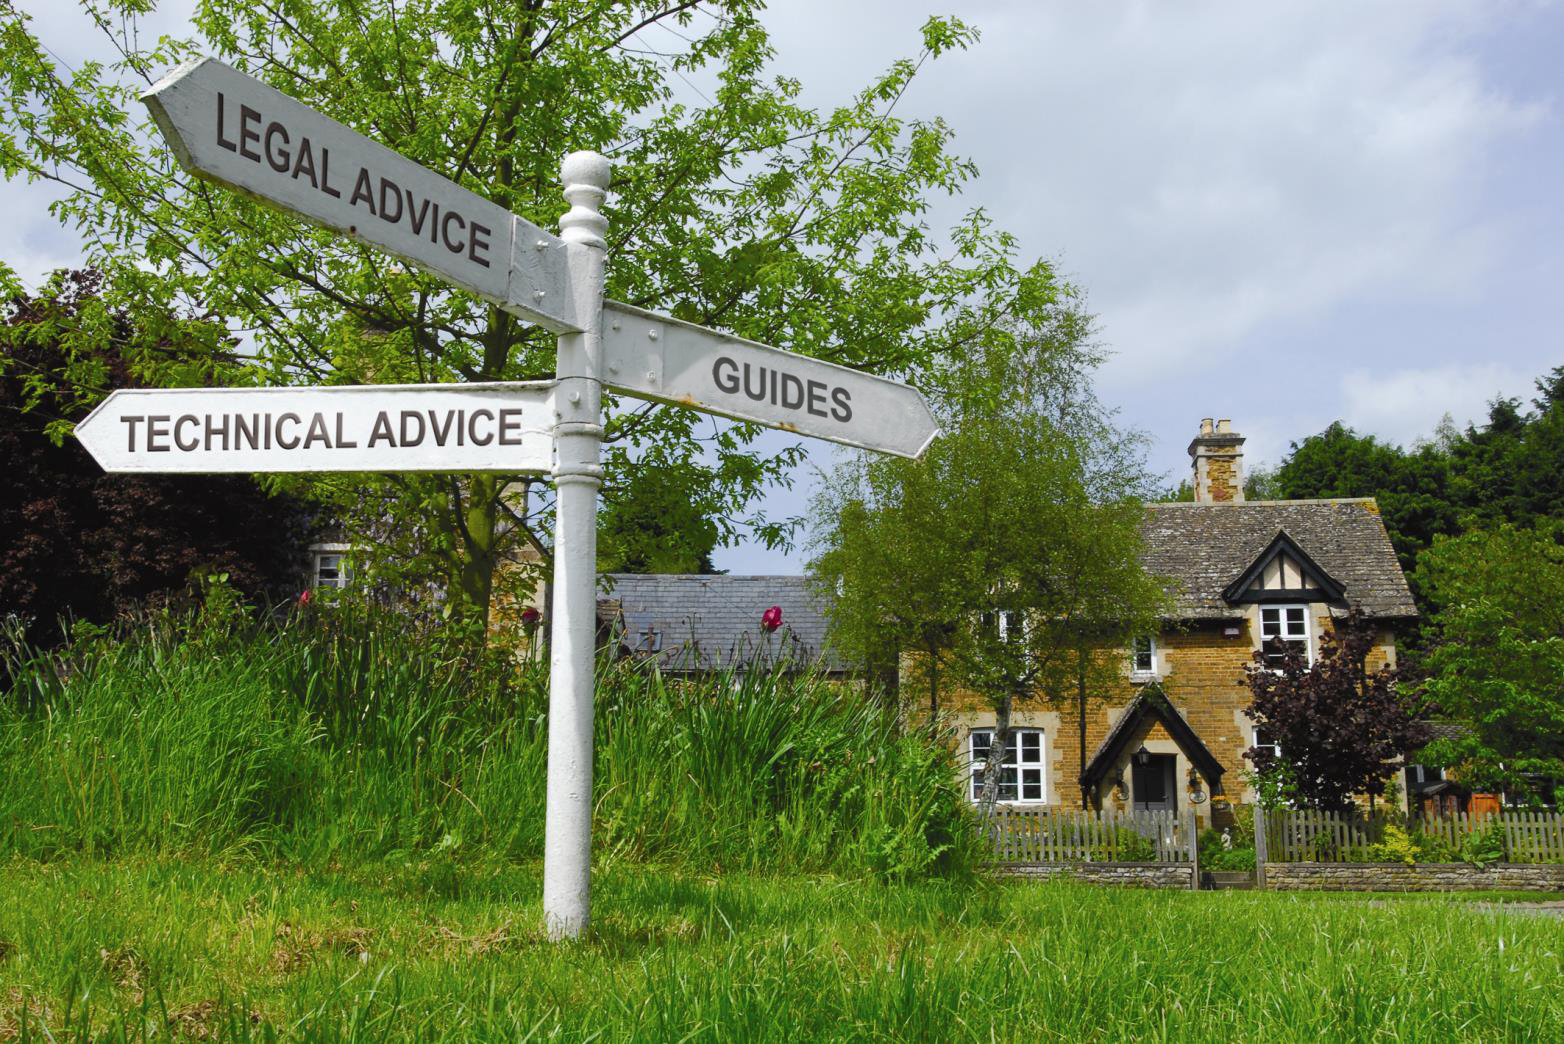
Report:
106,57,940,940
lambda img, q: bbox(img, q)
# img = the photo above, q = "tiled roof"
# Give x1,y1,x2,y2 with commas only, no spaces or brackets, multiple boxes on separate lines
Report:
600,573,845,673
1142,499,1418,620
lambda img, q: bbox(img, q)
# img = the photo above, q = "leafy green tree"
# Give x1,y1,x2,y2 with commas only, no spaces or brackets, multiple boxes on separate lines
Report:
1416,523,1564,798
598,460,719,574
1273,421,1456,572
0,2,1052,633
811,298,1168,804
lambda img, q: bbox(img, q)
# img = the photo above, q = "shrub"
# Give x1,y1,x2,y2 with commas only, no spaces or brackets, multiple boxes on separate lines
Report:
1198,827,1256,872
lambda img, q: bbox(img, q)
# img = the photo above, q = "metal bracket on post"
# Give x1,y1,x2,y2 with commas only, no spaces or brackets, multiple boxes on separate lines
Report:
543,150,610,941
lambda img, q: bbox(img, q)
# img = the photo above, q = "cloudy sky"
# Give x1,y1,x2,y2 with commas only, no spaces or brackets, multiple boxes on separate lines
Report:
7,1,1562,573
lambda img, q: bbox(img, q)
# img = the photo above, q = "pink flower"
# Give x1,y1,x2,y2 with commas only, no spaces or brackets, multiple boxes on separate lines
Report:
761,605,783,632
520,607,542,628
297,589,313,607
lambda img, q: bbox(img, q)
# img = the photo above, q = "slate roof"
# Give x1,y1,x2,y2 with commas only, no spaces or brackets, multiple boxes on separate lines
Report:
600,573,846,673
1141,498,1418,620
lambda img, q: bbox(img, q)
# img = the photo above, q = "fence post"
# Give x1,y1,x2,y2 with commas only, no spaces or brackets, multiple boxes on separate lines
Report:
1186,808,1200,890
1253,803,1268,890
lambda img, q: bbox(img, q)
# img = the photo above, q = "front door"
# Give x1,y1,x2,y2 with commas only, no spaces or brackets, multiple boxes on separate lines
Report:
1131,754,1177,812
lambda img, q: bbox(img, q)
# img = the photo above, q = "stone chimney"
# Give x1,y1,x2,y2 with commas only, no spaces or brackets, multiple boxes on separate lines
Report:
1188,418,1245,504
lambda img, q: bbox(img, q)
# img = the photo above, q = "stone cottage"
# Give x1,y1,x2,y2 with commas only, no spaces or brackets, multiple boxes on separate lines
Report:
927,418,1418,824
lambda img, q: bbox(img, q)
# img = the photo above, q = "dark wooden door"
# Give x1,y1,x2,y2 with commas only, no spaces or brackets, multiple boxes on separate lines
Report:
1131,754,1177,812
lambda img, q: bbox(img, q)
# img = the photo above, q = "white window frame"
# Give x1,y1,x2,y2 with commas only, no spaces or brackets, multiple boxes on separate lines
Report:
1259,604,1311,666
1131,635,1158,678
1251,725,1282,762
309,542,354,592
968,728,1047,805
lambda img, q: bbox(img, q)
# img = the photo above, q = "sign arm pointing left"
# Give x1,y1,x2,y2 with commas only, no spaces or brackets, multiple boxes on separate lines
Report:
141,58,583,333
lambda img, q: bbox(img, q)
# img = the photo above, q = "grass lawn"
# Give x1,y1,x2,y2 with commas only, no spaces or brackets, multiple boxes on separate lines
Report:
2,858,1561,1041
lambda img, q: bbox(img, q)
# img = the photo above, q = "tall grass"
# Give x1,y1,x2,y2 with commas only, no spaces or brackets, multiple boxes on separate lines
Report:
0,602,976,879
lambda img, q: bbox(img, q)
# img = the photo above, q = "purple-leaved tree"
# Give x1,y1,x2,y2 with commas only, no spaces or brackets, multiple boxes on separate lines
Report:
1242,610,1430,812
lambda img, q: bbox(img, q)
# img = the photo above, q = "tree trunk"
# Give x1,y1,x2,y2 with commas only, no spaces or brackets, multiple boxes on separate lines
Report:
1078,651,1089,810
453,472,501,628
979,692,1015,818
927,646,940,741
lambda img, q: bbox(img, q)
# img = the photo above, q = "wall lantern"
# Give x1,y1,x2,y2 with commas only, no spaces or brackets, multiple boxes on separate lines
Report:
1134,744,1152,767
1187,766,1207,805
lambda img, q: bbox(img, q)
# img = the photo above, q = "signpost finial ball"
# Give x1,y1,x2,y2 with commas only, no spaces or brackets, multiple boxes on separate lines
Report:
560,151,611,190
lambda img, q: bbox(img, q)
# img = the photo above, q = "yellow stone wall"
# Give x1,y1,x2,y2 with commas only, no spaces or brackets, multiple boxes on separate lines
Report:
909,607,1400,826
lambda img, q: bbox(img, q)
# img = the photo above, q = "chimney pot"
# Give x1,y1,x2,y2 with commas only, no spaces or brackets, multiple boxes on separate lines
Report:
1200,418,1214,436
1217,418,1231,433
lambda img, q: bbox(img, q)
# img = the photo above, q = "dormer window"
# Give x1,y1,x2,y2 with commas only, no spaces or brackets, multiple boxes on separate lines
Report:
1260,605,1309,666
1131,635,1157,677
1223,530,1346,607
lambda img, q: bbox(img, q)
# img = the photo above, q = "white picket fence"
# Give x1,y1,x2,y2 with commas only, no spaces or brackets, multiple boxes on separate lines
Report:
985,805,1197,864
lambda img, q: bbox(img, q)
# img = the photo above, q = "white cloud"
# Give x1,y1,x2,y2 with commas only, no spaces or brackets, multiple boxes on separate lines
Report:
767,1,1547,384
1340,362,1538,445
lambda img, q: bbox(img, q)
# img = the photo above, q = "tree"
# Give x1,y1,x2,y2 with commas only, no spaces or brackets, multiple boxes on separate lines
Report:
1243,611,1428,812
1415,523,1564,798
0,269,316,644
0,2,1053,634
597,460,719,574
1273,421,1456,572
811,296,1168,803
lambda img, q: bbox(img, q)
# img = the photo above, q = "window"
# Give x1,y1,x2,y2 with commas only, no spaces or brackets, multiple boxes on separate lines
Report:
981,609,1023,643
1131,635,1157,677
1259,605,1309,666
310,543,354,591
1252,727,1281,762
969,729,1046,804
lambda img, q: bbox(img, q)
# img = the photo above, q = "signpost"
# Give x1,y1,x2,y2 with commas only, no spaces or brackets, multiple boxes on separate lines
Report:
113,58,939,941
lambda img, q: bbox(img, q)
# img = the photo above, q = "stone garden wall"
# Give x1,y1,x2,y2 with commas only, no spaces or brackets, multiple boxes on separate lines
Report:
1264,862,1564,892
998,862,1195,889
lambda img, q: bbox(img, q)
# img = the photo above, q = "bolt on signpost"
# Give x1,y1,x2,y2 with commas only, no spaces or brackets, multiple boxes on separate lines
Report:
93,58,939,941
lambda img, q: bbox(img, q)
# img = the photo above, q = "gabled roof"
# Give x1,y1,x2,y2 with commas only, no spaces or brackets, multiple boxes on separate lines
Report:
1141,499,1417,620
1079,686,1226,794
600,573,846,673
1220,529,1347,604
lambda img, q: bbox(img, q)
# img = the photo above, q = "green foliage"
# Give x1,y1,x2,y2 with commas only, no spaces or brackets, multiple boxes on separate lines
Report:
597,462,720,574
1364,824,1423,867
1275,367,1564,593
0,603,977,880
1197,826,1257,871
1106,830,1157,862
1458,821,1506,867
0,2,1055,629
1416,523,1564,795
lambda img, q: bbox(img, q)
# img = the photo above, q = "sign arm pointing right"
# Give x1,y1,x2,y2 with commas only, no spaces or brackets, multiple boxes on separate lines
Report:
599,300,939,458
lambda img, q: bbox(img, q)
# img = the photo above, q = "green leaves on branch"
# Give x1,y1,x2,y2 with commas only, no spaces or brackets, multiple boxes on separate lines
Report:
0,2,1040,628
